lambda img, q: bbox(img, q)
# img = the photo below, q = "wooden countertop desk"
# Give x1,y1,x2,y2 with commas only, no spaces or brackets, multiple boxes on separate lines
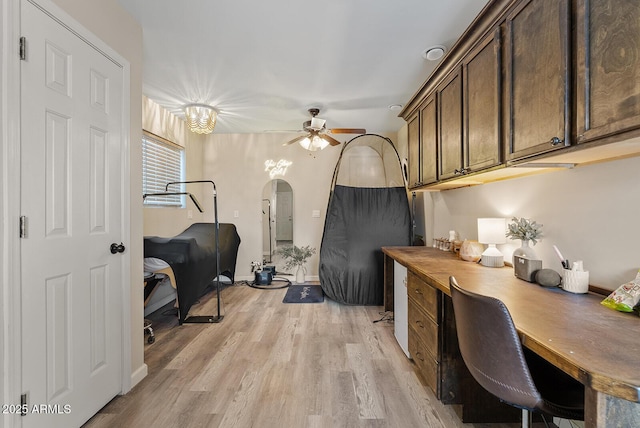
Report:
382,246,640,427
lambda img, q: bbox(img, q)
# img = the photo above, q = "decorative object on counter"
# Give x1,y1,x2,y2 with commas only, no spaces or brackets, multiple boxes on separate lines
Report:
277,245,316,284
433,237,451,251
451,240,463,257
561,260,589,294
601,270,640,313
459,239,484,262
506,217,543,262
514,256,542,282
535,269,562,287
552,245,570,269
477,218,507,267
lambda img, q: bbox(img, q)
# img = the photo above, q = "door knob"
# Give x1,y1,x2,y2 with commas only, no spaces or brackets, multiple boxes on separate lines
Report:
110,242,126,254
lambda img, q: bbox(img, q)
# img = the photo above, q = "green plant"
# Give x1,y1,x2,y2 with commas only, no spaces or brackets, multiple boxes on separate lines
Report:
276,245,316,271
506,217,543,245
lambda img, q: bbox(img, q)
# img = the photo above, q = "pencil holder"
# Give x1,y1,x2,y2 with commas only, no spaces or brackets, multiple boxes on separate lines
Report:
562,269,589,294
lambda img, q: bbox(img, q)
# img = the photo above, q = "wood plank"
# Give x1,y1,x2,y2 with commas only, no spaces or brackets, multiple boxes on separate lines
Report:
84,282,523,427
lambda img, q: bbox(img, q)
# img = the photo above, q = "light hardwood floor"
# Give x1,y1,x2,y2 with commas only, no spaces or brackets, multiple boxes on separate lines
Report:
84,282,521,428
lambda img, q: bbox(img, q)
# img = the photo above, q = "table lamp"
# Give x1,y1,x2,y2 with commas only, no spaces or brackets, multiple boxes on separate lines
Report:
477,218,506,267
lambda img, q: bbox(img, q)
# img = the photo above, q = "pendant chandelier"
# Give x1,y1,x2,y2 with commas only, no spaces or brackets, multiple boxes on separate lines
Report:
184,104,217,134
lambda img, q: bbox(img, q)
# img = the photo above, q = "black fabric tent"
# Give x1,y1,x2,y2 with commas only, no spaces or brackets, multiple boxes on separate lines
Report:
319,134,411,305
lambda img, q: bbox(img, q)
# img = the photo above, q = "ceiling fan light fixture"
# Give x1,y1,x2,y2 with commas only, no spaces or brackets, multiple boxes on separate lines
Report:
299,133,329,152
184,103,217,134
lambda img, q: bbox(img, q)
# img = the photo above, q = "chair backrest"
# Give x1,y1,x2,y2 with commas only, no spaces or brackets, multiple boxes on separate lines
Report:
449,276,543,411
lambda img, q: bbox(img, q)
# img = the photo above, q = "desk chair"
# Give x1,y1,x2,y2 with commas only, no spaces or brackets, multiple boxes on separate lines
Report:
449,276,584,427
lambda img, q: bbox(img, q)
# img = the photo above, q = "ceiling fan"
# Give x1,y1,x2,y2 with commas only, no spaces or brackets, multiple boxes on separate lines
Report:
283,108,366,151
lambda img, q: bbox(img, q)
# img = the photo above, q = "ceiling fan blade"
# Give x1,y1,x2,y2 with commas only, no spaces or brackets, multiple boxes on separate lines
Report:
283,134,309,146
328,128,366,134
321,134,342,146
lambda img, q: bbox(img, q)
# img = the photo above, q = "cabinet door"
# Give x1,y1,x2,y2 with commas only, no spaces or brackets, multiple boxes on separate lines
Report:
407,112,420,188
464,28,502,172
420,94,438,185
576,0,640,143
438,68,463,180
504,0,570,160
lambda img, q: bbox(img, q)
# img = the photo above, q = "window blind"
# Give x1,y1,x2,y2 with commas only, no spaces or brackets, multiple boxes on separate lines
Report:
142,132,184,207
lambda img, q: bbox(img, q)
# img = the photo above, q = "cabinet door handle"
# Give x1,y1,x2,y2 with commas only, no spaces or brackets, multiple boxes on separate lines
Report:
548,136,564,146
414,288,423,295
415,320,424,329
415,351,425,362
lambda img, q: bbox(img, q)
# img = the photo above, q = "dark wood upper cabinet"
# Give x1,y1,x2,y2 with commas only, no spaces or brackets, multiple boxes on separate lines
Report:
420,94,438,185
407,112,420,188
438,68,463,180
464,28,502,172
576,0,640,143
400,0,640,190
407,95,438,189
504,0,570,161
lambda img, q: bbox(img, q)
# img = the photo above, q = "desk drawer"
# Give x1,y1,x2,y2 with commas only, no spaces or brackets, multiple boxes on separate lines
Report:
408,299,438,356
409,326,440,396
407,271,439,322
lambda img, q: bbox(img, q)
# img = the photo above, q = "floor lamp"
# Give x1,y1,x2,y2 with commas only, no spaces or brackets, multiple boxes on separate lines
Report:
166,180,223,323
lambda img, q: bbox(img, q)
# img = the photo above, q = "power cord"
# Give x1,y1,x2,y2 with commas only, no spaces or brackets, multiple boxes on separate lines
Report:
373,311,394,323
247,276,292,290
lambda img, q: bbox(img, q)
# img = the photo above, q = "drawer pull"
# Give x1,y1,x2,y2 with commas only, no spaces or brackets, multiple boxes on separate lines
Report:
415,351,425,362
414,289,423,295
415,320,424,329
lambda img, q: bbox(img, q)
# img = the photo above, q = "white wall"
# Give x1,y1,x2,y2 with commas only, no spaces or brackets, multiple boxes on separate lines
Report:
414,149,640,291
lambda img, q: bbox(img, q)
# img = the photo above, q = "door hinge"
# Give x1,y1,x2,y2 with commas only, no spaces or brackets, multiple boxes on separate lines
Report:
20,393,27,416
19,37,26,60
20,216,27,238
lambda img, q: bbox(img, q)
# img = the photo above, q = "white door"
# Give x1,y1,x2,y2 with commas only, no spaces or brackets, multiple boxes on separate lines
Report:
20,1,125,426
275,191,293,241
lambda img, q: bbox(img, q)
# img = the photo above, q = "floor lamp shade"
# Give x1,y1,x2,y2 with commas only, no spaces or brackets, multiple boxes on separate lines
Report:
477,218,506,268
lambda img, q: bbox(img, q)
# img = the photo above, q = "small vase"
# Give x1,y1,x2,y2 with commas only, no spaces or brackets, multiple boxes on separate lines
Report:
513,239,538,262
295,266,306,284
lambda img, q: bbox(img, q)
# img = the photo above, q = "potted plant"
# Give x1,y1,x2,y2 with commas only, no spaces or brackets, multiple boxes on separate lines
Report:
277,245,316,284
506,217,543,261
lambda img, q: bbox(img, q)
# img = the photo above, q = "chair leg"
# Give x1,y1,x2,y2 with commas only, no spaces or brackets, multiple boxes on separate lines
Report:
522,409,532,428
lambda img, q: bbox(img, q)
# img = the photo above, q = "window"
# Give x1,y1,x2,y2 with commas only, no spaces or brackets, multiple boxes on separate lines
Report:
142,131,185,207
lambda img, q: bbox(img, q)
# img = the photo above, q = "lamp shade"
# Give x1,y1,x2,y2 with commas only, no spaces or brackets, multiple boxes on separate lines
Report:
477,218,506,244
299,134,329,151
477,218,506,268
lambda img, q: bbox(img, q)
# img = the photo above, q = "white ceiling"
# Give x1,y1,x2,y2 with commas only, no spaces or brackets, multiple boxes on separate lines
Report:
117,0,490,135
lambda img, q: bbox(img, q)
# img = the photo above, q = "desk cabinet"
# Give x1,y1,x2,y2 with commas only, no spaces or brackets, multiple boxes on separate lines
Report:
407,271,463,404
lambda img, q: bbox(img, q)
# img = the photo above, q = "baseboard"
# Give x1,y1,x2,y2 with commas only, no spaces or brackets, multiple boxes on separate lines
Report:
129,363,148,390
